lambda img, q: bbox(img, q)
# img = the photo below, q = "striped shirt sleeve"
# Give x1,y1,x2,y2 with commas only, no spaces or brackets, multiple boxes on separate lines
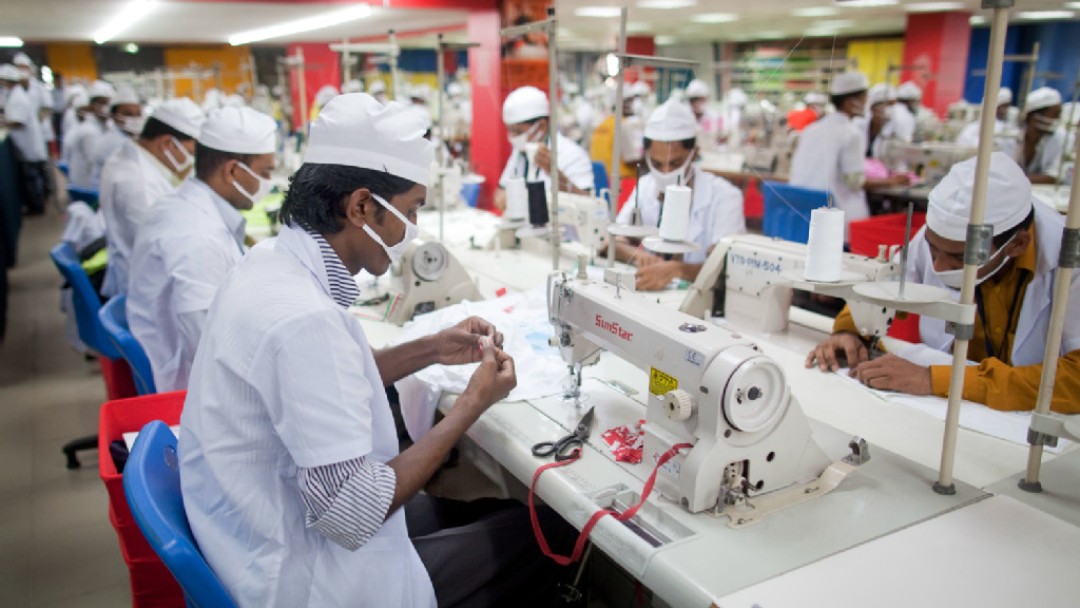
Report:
297,457,397,551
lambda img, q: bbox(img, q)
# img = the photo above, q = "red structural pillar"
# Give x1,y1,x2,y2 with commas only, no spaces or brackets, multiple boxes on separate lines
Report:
286,42,341,131
625,36,655,84
901,11,972,118
467,5,503,210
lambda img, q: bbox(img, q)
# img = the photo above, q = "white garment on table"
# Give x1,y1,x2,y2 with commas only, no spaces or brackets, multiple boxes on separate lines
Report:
180,224,435,608
67,118,108,188
99,139,179,297
127,179,247,393
3,85,48,162
498,131,595,192
789,111,868,229
91,122,129,182
1024,128,1066,178
616,168,745,263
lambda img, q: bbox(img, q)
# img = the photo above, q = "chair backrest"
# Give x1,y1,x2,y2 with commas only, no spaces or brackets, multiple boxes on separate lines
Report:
761,181,830,244
591,161,610,198
67,186,100,210
124,421,237,608
99,295,156,395
49,242,120,359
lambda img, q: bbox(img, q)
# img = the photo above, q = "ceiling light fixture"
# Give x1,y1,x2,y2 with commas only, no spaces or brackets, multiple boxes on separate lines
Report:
814,19,855,28
969,15,987,25
655,35,678,45
229,5,373,45
639,0,699,8
792,7,841,17
833,0,899,7
692,13,739,23
0,36,24,48
905,2,965,12
1015,10,1076,20
1067,2,1080,9
94,0,157,45
576,6,623,18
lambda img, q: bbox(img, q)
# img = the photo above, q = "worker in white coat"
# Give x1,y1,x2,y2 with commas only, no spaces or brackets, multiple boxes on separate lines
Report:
613,98,746,290
686,78,723,151
1,64,49,215
494,85,594,212
67,80,115,188
955,87,1017,159
790,71,910,237
180,93,570,607
1021,87,1067,184
90,86,143,182
126,106,276,392
881,81,917,145
896,81,939,142
808,152,1080,413
99,98,205,297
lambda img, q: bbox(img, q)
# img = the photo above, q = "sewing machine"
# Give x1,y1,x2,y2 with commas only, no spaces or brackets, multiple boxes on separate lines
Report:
547,268,868,523
385,239,481,325
881,140,976,188
497,191,612,258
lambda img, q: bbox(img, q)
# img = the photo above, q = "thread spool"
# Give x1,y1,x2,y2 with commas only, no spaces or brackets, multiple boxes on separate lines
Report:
526,181,549,226
804,207,845,282
505,177,528,221
658,185,692,241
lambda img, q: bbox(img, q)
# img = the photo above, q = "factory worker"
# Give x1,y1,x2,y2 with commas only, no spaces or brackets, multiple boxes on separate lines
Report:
881,81,917,145
126,107,275,392
180,93,569,607
90,86,143,183
99,98,205,297
494,86,595,211
1,64,49,215
1021,87,1066,185
955,87,1016,158
311,84,339,123
721,87,748,145
685,78,723,151
898,81,941,141
67,80,115,188
343,79,364,94
60,84,87,142
612,99,745,291
409,83,432,108
13,53,55,147
790,71,910,236
589,87,645,182
368,79,388,104
865,83,891,158
787,91,827,132
807,153,1080,413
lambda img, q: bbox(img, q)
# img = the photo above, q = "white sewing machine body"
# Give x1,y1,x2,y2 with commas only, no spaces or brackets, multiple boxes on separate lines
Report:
548,271,863,521
385,239,481,325
881,140,976,187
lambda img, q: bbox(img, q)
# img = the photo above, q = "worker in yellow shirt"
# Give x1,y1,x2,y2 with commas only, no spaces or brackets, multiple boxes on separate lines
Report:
806,152,1080,414
589,88,645,184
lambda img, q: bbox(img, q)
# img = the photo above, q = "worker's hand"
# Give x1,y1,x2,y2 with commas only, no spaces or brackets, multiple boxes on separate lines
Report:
493,188,507,212
888,173,912,187
534,143,553,175
849,354,932,395
433,316,504,366
634,251,665,268
805,332,870,372
462,343,517,413
635,261,680,291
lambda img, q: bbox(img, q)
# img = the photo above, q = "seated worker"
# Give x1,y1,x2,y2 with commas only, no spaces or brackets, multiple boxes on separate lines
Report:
126,106,276,393
494,85,594,211
98,98,205,297
955,87,1016,159
90,86,143,182
685,78,723,151
589,87,645,182
1021,87,1066,185
67,80,115,189
611,98,746,291
807,152,1080,414
180,94,570,607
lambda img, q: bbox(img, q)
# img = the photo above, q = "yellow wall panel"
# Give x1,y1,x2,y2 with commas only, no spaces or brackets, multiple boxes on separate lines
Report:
45,43,97,84
163,46,253,102
848,39,905,86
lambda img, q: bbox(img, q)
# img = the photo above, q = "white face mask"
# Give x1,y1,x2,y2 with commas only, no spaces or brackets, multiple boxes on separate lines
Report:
647,149,696,191
508,121,541,150
1032,115,1060,133
163,136,194,174
933,233,1017,289
118,115,145,136
631,97,645,115
232,162,273,207
363,193,419,267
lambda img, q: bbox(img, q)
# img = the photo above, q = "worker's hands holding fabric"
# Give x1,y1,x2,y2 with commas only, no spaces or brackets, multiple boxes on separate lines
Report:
634,251,665,268
635,260,680,291
849,354,932,395
432,316,504,366
462,340,517,413
805,332,870,372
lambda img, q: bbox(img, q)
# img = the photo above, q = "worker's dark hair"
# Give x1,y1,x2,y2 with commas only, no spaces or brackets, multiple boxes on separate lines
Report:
280,163,417,234
139,116,192,143
993,205,1036,249
643,137,697,151
194,142,258,182
830,90,866,112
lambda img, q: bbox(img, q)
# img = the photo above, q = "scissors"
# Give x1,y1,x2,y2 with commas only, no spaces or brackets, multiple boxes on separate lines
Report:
532,406,595,461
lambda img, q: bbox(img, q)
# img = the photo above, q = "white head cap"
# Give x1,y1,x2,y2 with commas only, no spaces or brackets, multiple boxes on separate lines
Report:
0,64,20,82
927,152,1032,241
1025,87,1062,114
368,80,386,95
726,88,748,107
447,82,464,97
868,83,890,107
997,87,1013,106
897,81,922,101
629,80,651,98
70,91,89,109
644,99,698,142
150,98,206,139
343,79,364,94
830,71,869,96
304,93,435,186
198,107,277,155
12,52,32,67
88,80,116,102
111,86,140,108
64,84,87,103
315,85,340,108
502,86,549,125
686,79,710,100
409,83,432,103
805,91,828,106
886,85,898,102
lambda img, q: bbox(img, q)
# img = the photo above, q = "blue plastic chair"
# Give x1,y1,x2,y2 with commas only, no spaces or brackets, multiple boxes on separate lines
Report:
124,421,237,608
49,242,120,360
99,295,156,396
591,161,610,199
57,160,69,177
761,181,830,244
67,185,100,209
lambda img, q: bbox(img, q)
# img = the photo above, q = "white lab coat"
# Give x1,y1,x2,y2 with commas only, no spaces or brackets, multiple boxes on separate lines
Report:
616,167,746,263
180,224,435,608
1024,128,1066,179
499,131,595,192
127,179,247,393
67,118,108,188
28,79,54,143
99,139,179,297
3,85,48,162
955,119,1019,160
883,103,916,143
91,122,129,182
895,203,1080,367
789,111,869,229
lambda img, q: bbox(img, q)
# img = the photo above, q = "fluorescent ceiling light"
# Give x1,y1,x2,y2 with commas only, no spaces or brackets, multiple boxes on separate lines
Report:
1016,10,1076,20
756,31,788,39
575,6,623,18
969,15,987,25
655,35,678,45
94,0,157,45
792,7,840,17
815,19,855,28
639,0,698,9
834,0,899,7
692,13,739,23
905,2,965,11
229,5,372,45
0,36,23,48
1067,2,1080,9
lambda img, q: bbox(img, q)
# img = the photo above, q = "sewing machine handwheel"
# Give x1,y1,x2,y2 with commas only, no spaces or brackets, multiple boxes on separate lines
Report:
723,356,789,433
664,390,694,422
412,242,449,282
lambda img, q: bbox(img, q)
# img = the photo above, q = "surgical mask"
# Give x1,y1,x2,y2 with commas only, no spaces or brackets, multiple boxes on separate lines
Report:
508,121,541,150
631,97,644,115
1033,115,1060,133
363,193,419,266
162,136,194,174
647,150,695,191
232,162,273,206
933,233,1017,289
118,115,145,136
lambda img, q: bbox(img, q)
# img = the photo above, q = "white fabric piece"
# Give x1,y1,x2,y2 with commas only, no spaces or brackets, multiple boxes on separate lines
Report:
304,93,435,186
393,289,572,441
180,224,435,607
644,98,698,141
150,98,205,139
90,122,130,184
502,86,549,125
11,52,31,67
127,179,247,392
3,84,47,161
198,106,277,154
789,111,869,235
498,131,594,191
616,167,745,264
344,79,364,94
926,151,1031,241
897,81,922,101
830,71,869,96
1025,87,1062,114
